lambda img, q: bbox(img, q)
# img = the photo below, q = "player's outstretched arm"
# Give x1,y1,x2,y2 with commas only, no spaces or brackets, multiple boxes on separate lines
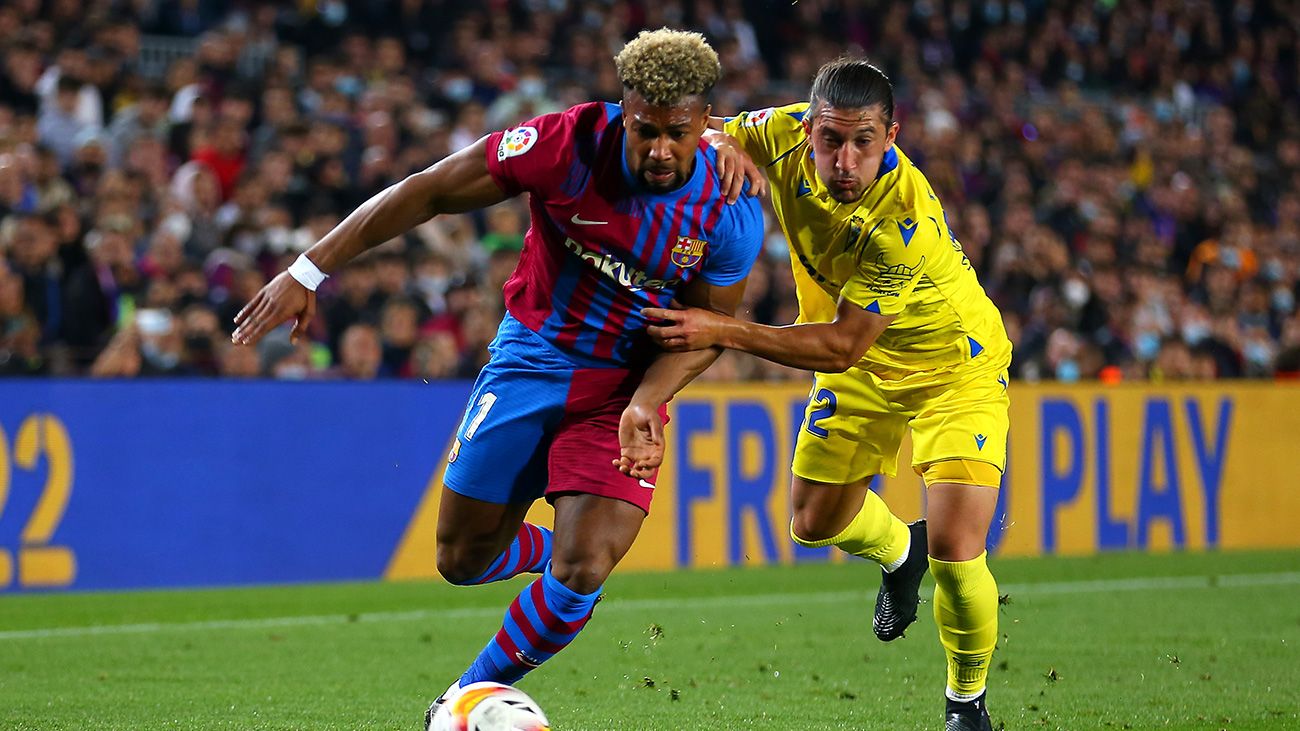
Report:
645,297,894,373
232,138,509,345
614,278,747,479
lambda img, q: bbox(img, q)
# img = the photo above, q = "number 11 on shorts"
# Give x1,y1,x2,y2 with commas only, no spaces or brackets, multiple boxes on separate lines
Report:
464,392,498,441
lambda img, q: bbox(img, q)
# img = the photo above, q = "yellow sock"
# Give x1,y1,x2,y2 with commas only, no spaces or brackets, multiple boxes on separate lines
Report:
929,552,998,700
789,490,910,569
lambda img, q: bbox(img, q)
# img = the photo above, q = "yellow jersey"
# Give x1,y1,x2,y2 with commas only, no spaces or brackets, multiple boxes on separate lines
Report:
725,103,1011,377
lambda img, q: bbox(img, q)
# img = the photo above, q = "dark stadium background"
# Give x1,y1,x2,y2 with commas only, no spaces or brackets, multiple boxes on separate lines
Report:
1,0,1296,382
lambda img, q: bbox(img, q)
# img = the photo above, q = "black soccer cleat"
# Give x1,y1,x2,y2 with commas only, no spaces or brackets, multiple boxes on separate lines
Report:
423,694,445,731
873,519,929,641
944,691,994,731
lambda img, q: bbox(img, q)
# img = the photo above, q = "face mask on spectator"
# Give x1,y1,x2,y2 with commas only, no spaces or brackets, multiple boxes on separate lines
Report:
1055,359,1081,382
1273,288,1296,314
1264,259,1285,282
444,78,473,103
1079,199,1099,221
1232,59,1251,86
1063,278,1090,308
1136,331,1161,360
1181,322,1211,345
264,226,293,255
277,364,309,380
764,232,790,258
142,341,180,370
335,75,362,97
320,0,346,25
418,274,449,295
517,78,545,98
1245,341,1273,367
1174,28,1191,51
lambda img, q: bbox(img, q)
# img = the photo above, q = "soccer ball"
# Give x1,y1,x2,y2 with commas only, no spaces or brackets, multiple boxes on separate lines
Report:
430,682,551,731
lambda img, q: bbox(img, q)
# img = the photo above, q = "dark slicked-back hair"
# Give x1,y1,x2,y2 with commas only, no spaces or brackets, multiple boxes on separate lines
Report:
809,59,895,124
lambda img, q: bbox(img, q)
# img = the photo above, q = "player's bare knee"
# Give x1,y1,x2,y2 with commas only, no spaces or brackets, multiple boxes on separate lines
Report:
791,508,840,544
436,543,493,586
927,533,984,563
548,556,612,595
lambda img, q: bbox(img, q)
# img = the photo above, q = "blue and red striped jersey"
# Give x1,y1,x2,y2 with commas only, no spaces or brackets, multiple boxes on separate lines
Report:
484,102,764,366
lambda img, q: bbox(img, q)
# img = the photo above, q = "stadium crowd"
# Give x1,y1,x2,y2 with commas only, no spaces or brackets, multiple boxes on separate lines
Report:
0,0,1297,381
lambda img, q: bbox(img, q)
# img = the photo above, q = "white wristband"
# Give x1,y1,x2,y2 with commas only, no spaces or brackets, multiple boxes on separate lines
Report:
287,253,328,291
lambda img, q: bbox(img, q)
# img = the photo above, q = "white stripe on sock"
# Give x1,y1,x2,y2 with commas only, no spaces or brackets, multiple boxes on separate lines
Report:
946,685,984,704
883,540,909,573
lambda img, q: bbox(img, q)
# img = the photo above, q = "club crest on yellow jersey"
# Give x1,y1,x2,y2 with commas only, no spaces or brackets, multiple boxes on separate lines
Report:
671,236,708,268
847,214,866,248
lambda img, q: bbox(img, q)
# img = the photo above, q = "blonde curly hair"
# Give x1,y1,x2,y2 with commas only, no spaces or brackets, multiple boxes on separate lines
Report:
614,28,720,107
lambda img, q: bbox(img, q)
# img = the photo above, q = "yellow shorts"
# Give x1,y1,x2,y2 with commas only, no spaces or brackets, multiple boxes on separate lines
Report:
791,361,1010,486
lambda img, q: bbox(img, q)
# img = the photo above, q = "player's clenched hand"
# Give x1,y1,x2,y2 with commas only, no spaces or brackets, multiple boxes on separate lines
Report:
231,271,316,346
705,129,767,204
613,401,664,479
643,305,725,351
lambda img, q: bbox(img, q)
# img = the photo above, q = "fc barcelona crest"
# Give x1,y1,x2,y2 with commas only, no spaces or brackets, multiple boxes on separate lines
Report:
671,236,708,268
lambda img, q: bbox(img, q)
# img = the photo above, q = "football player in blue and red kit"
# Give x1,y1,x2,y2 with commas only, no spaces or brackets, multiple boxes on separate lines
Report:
230,29,764,725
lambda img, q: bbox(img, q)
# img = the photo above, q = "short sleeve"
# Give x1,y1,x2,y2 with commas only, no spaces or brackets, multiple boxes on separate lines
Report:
722,103,810,168
699,195,765,287
484,107,580,197
841,216,937,316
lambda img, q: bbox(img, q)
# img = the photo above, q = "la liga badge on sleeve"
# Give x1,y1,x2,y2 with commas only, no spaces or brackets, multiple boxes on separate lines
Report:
497,126,538,160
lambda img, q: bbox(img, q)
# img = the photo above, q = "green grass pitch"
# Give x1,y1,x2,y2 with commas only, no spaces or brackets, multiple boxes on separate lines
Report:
2,550,1298,730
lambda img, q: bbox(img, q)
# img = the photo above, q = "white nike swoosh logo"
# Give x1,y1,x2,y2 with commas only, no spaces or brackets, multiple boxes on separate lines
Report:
639,479,656,489
571,214,607,226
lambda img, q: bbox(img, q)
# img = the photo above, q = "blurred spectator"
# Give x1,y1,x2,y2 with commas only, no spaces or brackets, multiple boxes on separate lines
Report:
37,75,94,165
133,307,187,375
0,256,41,374
89,322,142,378
105,80,170,168
332,322,382,380
179,302,222,375
216,338,260,378
60,217,140,365
410,331,461,381
257,331,316,379
191,117,247,200
480,204,524,254
379,295,422,376
0,40,42,117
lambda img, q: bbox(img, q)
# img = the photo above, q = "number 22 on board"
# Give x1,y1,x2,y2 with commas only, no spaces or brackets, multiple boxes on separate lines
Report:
0,414,76,589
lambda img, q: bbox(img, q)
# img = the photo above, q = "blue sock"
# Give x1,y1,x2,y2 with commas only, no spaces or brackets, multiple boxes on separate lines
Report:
459,562,601,685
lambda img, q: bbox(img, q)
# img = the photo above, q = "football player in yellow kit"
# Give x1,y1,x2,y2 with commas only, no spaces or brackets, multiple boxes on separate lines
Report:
642,59,1010,731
